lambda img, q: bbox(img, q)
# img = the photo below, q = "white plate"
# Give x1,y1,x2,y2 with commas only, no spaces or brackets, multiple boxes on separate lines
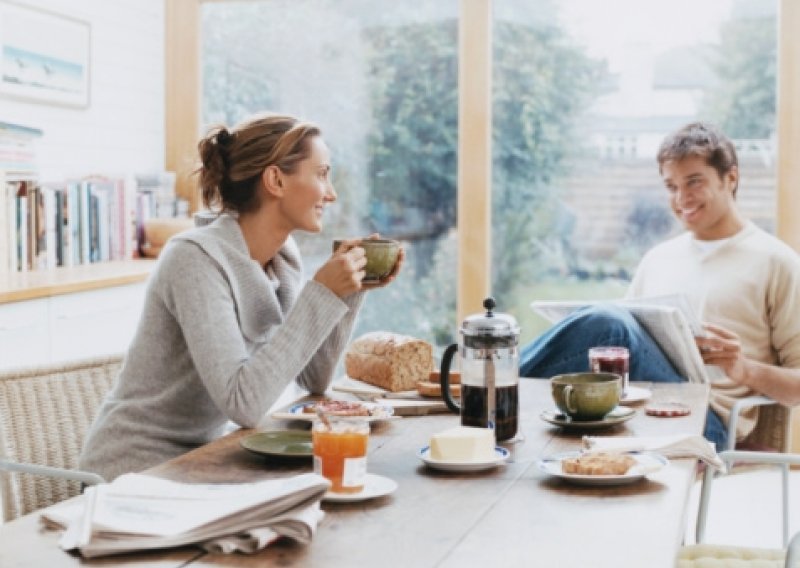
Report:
270,400,397,423
322,473,398,502
620,386,652,405
537,451,668,486
418,446,510,472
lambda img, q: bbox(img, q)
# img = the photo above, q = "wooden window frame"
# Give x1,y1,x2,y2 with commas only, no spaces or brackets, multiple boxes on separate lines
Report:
165,0,800,318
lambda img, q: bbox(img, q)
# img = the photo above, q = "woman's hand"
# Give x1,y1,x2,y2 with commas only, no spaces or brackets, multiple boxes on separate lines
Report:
695,323,752,385
313,239,367,298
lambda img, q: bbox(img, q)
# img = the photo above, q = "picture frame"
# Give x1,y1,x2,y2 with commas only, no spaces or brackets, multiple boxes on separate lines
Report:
0,1,90,108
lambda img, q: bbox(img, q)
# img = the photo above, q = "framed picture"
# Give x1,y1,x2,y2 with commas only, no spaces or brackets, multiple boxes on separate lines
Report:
0,1,90,107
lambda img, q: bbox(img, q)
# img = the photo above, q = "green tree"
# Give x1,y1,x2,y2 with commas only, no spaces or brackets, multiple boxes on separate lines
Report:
361,18,604,340
491,22,604,299
702,16,776,138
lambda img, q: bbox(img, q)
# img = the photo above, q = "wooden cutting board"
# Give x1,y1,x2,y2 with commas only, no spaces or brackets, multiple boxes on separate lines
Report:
374,397,451,416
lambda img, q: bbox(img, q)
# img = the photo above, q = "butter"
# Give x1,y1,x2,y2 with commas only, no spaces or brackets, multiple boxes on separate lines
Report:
429,426,495,462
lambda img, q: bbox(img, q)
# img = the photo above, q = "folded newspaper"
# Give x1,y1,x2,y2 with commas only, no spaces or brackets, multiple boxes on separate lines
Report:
40,472,330,558
531,294,725,384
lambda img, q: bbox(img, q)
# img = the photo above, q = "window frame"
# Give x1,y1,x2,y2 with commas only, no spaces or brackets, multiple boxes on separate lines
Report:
164,0,800,323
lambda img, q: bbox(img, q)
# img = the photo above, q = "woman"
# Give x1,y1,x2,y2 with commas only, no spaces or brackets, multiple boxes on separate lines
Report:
80,113,403,481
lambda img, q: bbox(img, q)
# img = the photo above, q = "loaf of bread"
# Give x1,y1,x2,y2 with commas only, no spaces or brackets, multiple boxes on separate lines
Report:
344,332,433,392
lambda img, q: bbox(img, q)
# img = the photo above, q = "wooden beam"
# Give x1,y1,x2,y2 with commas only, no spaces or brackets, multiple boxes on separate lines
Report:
457,0,492,323
777,0,800,253
776,0,800,456
164,0,201,213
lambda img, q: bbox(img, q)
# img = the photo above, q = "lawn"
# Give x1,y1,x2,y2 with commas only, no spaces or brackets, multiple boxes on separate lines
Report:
505,278,629,345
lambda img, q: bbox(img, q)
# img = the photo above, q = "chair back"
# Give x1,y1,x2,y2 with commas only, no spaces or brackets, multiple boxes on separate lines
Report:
0,355,123,521
742,404,793,453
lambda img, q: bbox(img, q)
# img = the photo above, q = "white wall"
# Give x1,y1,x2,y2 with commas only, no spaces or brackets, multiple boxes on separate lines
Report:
0,0,164,180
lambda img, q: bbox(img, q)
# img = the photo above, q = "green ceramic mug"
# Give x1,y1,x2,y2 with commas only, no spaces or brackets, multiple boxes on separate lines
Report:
333,238,400,282
550,372,621,421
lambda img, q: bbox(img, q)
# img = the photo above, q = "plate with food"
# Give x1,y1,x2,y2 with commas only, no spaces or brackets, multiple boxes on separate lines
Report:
270,399,397,423
537,451,668,486
417,446,510,472
239,430,313,459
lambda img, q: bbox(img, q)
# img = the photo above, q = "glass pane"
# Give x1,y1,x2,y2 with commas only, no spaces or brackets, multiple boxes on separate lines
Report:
492,0,777,344
201,1,459,347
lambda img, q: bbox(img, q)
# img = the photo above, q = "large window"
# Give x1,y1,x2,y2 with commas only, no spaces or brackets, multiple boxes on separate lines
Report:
181,0,790,349
201,1,459,346
491,0,778,343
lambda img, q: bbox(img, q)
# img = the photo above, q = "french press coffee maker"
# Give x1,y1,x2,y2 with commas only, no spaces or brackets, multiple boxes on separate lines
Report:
440,297,520,441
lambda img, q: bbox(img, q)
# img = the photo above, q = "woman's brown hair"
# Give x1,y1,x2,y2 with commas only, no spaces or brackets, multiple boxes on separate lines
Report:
197,113,321,212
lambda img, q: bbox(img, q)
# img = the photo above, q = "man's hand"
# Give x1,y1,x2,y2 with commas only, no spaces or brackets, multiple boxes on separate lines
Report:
696,323,751,385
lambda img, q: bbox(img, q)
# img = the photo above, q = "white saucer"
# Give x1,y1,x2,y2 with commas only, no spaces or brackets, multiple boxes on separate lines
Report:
418,446,510,472
322,473,397,502
620,386,652,405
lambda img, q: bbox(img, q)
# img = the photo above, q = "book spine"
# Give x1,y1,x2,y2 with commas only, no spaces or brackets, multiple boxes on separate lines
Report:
67,181,80,266
16,186,27,272
0,173,8,275
54,188,64,267
79,181,91,264
7,181,17,273
43,187,57,270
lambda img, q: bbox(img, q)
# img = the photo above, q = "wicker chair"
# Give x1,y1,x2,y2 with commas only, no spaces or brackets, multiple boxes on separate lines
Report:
0,355,123,522
729,395,793,453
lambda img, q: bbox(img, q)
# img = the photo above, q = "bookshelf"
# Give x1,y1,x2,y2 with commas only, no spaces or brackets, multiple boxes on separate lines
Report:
0,258,155,304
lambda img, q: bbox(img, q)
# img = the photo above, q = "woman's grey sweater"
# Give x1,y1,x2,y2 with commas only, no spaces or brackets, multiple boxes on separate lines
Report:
79,214,363,481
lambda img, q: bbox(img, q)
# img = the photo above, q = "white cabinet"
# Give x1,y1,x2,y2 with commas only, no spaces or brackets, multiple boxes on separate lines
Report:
0,282,146,370
0,298,50,369
50,283,145,363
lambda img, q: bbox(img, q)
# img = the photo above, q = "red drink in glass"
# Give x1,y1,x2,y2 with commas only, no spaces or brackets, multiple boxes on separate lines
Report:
588,346,629,394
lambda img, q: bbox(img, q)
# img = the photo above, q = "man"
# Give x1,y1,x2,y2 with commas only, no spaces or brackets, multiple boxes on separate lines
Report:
520,122,800,449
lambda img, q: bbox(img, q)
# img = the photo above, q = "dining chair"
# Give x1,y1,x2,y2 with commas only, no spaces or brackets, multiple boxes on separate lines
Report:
728,395,792,453
0,354,123,522
678,450,800,568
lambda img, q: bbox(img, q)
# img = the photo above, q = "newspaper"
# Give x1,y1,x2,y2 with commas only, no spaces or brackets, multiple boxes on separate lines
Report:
531,294,725,384
41,472,330,558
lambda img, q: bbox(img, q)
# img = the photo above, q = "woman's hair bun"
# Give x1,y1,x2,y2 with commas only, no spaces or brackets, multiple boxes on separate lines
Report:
216,128,232,147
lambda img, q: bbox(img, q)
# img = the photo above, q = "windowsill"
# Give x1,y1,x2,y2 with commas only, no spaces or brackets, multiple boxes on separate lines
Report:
0,259,157,304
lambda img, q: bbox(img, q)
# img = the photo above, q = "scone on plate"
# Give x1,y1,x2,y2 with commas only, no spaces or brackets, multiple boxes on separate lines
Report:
561,452,637,475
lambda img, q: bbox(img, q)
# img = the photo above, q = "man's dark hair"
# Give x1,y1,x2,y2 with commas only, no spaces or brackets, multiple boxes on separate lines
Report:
656,122,739,197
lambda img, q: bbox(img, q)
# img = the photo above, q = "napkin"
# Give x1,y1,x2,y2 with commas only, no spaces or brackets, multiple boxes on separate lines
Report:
582,434,725,472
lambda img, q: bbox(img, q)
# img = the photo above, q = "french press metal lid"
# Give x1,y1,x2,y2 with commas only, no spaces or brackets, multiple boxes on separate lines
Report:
459,297,520,348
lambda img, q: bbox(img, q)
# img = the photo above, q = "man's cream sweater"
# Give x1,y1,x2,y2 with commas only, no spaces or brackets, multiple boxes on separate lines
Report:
628,221,800,439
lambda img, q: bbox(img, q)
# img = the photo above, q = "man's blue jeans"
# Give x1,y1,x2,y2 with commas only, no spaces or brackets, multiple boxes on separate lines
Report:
519,304,727,450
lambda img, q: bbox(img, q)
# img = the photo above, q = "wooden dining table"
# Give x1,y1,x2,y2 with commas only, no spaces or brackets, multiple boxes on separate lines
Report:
1,379,709,568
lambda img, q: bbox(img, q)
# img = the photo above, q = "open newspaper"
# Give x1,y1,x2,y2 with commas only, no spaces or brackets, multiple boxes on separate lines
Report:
531,294,725,384
40,472,330,558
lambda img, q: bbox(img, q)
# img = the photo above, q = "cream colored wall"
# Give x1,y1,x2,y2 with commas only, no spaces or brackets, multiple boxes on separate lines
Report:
1,0,165,179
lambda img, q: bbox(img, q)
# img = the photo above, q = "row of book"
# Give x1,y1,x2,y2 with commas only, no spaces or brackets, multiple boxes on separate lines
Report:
0,174,176,274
